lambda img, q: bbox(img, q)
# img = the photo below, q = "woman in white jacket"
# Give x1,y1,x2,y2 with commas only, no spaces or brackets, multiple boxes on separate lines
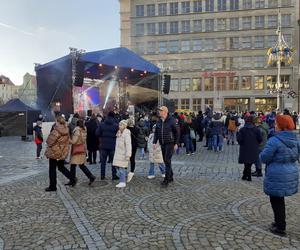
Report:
113,120,132,188
147,125,166,179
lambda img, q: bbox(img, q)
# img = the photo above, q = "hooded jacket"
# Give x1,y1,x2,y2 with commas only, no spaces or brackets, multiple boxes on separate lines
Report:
95,116,119,150
260,131,299,197
210,113,224,136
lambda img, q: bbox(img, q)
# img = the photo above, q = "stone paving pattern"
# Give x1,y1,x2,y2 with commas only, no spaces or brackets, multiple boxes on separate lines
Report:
0,137,300,249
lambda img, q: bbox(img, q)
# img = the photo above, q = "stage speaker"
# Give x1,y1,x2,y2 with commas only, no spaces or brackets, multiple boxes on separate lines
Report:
74,61,85,87
163,75,171,94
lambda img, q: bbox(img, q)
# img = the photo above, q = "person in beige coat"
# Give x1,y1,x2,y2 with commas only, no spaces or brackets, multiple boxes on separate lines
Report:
113,120,132,188
147,125,166,179
68,119,96,186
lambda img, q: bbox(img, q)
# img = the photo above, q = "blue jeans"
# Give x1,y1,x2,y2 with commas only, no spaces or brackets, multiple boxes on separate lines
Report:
184,134,194,153
139,148,145,158
228,131,236,143
213,135,223,152
207,137,213,150
255,150,262,170
117,167,127,183
100,149,117,178
148,162,165,176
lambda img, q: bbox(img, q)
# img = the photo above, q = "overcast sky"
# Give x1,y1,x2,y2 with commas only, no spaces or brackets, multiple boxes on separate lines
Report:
0,0,120,85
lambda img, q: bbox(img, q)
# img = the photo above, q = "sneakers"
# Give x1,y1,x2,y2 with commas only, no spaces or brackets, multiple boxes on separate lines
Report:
252,171,263,177
45,187,57,192
127,172,134,183
161,179,169,187
269,225,286,237
89,176,96,185
148,175,155,179
161,174,166,178
116,182,126,188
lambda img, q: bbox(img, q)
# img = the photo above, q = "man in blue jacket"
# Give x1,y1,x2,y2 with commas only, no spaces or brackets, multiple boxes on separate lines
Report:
95,111,119,180
153,106,179,187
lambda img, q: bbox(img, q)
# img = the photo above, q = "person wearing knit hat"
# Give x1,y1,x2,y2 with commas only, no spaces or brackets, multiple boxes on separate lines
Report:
113,120,132,188
260,114,299,236
33,120,44,159
237,115,263,182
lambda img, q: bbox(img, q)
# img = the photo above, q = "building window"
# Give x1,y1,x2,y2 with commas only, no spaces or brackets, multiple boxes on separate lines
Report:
266,75,276,89
254,36,264,48
193,20,202,32
229,76,239,90
147,23,156,35
241,37,252,48
230,37,239,49
255,16,265,28
170,79,179,92
203,38,215,51
181,99,190,109
205,0,214,12
204,77,214,91
284,34,292,46
242,17,252,29
158,41,167,54
218,0,226,11
255,0,265,8
136,5,144,17
254,56,266,68
243,0,252,9
170,2,179,15
135,42,144,54
282,14,291,27
255,98,276,112
230,18,239,30
136,24,144,36
170,21,179,34
281,75,290,89
216,38,226,50
182,1,191,13
181,59,192,69
193,0,202,12
158,22,167,34
230,0,239,10
169,40,179,53
158,3,167,16
267,35,277,47
217,18,226,30
281,0,291,7
192,39,202,51
147,41,156,54
254,76,264,90
170,99,179,109
216,58,226,69
216,77,226,90
181,40,191,52
241,76,252,90
205,19,214,32
203,58,215,70
241,57,252,68
205,98,214,109
147,4,155,16
230,57,240,68
268,15,278,28
192,78,202,91
268,0,278,7
193,99,202,111
181,79,191,92
181,20,191,33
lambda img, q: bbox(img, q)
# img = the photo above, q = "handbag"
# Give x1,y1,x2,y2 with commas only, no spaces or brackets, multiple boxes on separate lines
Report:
35,137,42,144
71,130,86,155
190,129,196,139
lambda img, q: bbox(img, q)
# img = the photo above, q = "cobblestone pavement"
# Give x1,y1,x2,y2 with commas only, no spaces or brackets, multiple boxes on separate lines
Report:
0,137,300,249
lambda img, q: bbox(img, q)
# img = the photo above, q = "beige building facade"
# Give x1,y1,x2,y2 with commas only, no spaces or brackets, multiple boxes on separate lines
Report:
0,75,18,105
120,0,299,112
18,73,37,107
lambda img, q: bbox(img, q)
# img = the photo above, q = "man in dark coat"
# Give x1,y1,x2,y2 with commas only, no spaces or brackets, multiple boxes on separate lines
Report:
95,111,119,180
196,111,204,142
237,115,262,181
85,114,99,164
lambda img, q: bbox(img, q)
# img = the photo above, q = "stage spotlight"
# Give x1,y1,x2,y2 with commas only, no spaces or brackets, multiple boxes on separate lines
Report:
114,66,118,69
99,64,103,67
103,78,117,109
144,71,147,74
131,68,134,72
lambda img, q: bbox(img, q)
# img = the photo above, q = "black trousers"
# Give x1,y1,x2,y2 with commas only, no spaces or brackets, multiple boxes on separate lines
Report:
130,146,137,173
161,143,174,181
100,149,117,178
197,129,204,141
49,159,72,189
88,151,97,163
70,164,93,180
270,196,286,230
243,163,252,180
192,138,196,151
36,144,42,157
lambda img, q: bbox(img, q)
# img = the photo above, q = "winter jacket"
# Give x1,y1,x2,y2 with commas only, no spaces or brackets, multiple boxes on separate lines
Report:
70,127,87,165
260,131,299,197
147,133,164,164
257,123,269,151
210,114,224,136
69,117,79,135
136,120,148,148
95,117,119,150
45,123,70,160
85,118,99,151
237,124,262,164
153,115,179,146
181,122,192,136
113,129,132,168
33,125,43,144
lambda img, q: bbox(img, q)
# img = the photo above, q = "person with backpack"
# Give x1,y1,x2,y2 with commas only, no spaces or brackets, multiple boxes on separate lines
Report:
260,115,299,236
210,112,224,152
33,121,43,159
136,119,148,159
227,113,239,145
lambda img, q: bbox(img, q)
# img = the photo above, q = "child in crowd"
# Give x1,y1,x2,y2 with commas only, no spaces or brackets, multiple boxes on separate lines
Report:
147,125,166,179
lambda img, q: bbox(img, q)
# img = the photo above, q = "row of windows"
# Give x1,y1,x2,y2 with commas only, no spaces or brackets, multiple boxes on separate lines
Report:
135,15,292,36
169,75,290,92
135,0,292,17
135,34,292,55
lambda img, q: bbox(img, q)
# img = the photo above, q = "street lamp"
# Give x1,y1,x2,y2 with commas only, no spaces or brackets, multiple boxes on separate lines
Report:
267,10,295,111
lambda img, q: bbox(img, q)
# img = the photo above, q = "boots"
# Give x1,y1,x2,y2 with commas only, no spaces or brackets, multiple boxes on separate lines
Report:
79,165,96,185
252,169,263,177
65,165,77,186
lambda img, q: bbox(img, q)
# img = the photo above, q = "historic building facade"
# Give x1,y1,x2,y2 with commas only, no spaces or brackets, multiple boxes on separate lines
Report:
120,0,299,112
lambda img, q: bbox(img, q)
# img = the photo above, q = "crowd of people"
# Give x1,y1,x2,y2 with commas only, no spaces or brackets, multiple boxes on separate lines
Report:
33,106,299,237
